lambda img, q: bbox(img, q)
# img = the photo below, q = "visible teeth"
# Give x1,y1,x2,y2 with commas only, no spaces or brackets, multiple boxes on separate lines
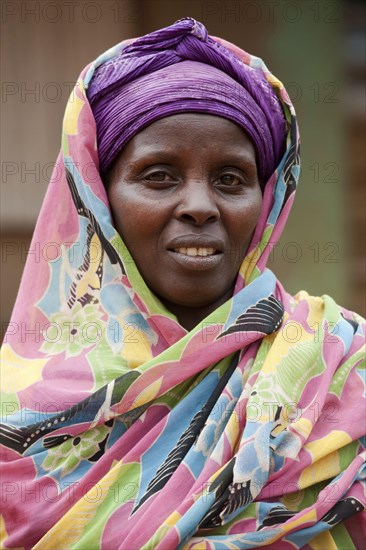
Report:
174,247,216,256
187,247,197,256
198,247,216,256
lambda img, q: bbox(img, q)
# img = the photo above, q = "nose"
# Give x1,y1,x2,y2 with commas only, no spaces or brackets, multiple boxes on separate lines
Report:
175,181,220,226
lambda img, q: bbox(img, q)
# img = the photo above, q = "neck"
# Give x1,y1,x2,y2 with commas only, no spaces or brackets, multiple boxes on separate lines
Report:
159,289,233,332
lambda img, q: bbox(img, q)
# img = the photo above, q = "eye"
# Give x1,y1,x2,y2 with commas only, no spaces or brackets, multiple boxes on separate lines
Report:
141,168,178,186
145,171,170,182
215,172,245,188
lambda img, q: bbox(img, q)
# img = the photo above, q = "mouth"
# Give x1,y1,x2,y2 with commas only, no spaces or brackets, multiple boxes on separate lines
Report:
173,247,218,257
167,235,224,253
166,237,224,271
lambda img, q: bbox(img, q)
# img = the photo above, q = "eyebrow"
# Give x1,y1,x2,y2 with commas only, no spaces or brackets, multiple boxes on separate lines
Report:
128,147,257,166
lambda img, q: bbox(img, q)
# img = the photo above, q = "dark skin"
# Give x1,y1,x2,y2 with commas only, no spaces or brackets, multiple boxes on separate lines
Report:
107,114,263,331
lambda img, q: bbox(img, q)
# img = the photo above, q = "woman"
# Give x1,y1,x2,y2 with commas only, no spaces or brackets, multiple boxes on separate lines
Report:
1,18,364,549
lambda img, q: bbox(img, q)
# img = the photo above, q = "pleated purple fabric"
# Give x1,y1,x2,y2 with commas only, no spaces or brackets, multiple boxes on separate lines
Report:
88,18,287,183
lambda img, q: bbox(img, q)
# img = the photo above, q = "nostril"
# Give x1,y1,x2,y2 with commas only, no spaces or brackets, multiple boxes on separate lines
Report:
176,191,220,225
181,213,194,222
180,212,218,225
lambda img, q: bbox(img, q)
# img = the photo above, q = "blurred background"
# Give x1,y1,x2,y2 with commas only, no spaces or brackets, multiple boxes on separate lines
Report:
1,0,365,340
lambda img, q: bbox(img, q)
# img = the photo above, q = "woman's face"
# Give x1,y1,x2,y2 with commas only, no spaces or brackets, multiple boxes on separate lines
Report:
108,114,262,320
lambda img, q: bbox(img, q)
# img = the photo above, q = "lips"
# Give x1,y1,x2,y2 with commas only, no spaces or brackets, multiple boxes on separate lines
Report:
166,235,224,270
167,235,224,253
174,247,217,257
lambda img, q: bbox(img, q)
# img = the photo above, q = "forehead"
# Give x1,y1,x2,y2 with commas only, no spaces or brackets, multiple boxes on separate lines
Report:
120,113,256,160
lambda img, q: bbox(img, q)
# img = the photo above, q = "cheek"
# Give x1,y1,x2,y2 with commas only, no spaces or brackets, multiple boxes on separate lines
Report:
109,189,141,229
231,195,263,238
108,190,164,256
250,197,263,228
108,192,137,247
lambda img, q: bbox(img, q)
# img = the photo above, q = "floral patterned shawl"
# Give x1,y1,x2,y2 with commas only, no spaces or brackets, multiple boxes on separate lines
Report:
1,18,365,550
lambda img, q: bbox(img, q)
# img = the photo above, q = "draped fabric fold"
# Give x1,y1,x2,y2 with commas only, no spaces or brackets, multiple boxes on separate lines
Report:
1,18,365,550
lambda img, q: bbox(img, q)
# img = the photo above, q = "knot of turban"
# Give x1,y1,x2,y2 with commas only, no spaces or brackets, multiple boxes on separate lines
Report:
88,18,287,184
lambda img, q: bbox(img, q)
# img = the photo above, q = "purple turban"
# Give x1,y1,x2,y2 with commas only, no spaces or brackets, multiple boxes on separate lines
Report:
88,18,287,183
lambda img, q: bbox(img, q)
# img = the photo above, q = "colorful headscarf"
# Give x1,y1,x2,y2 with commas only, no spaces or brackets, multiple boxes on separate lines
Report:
1,18,365,550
